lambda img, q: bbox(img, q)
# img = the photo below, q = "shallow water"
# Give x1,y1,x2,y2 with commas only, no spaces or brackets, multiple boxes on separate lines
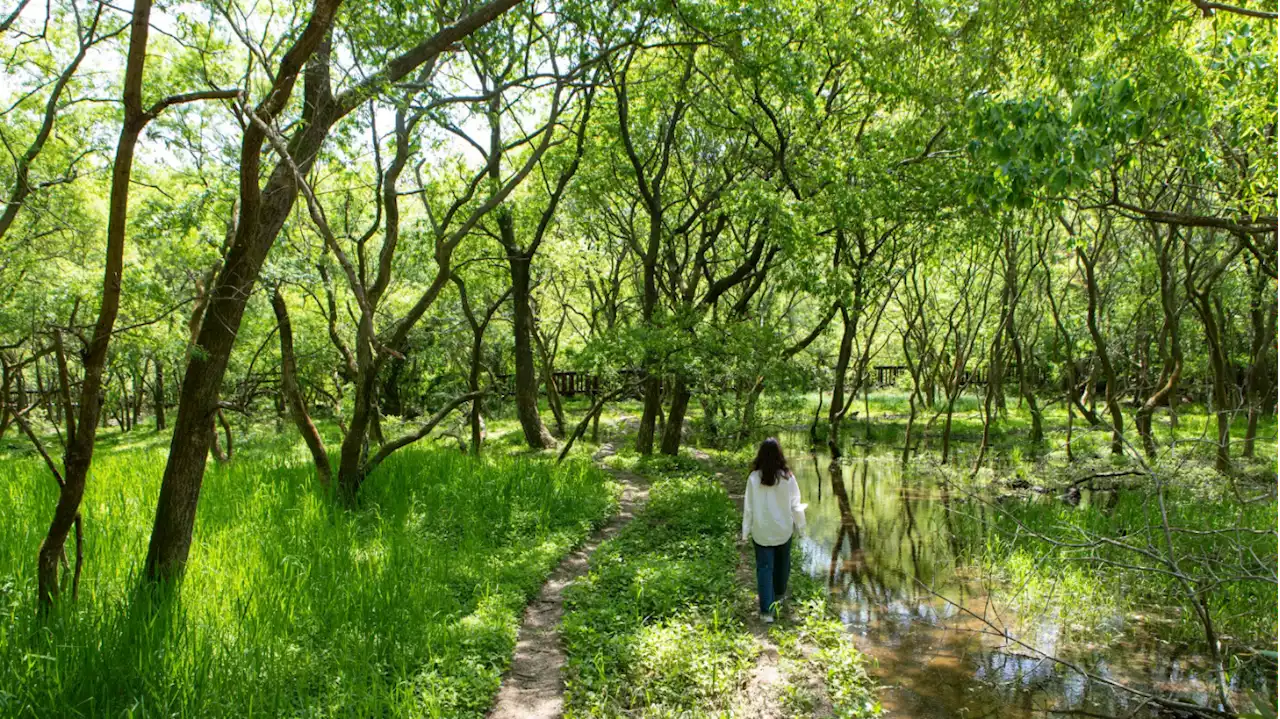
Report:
784,442,1255,718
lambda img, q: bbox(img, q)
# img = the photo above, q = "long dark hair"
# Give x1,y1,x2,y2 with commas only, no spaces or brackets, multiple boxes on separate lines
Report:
752,437,790,487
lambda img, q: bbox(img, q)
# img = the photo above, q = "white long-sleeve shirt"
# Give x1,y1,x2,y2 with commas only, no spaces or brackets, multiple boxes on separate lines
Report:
741,470,806,546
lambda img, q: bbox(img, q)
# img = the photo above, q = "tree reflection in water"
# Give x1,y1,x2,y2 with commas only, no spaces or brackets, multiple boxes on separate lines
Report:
788,441,1248,719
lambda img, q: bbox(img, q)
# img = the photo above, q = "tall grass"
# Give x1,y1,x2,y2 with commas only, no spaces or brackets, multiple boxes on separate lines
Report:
0,433,616,718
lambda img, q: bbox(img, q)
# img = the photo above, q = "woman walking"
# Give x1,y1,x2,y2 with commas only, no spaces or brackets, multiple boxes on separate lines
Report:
741,438,806,623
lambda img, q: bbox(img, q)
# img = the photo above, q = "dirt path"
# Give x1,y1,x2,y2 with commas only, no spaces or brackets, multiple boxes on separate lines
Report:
487,468,649,719
718,468,791,719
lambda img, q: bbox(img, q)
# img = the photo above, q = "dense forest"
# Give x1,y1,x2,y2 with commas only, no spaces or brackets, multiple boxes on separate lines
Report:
0,0,1275,717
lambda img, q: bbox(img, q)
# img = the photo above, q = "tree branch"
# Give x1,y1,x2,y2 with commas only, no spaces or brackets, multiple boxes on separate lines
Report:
363,391,483,476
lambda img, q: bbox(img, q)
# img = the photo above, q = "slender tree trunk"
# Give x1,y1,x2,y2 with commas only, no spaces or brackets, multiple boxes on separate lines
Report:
0,362,13,442
146,0,516,582
828,307,855,458
941,393,958,463
1066,398,1075,462
659,378,691,455
37,359,54,427
809,388,824,447
272,289,331,487
739,376,764,442
1183,234,1244,474
369,405,385,447
902,386,918,464
508,248,553,448
989,323,1007,417
153,359,165,431
1136,229,1183,458
119,373,131,432
972,377,997,472
1241,268,1275,458
636,376,661,454
336,312,376,498
468,332,484,456
132,361,146,430
542,362,566,437
1191,293,1232,472
1078,247,1124,455
37,0,157,609
865,376,875,437
1010,332,1042,442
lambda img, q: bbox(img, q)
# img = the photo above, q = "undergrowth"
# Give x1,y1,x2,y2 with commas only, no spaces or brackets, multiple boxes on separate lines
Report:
0,434,616,718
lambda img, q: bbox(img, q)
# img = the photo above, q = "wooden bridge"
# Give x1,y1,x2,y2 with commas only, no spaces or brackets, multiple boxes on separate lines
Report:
873,365,988,387
494,371,626,398
496,367,991,396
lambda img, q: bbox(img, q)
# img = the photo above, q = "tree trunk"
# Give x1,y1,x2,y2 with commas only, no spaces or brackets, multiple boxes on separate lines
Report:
1010,331,1042,443
1191,292,1232,472
808,389,823,447
336,320,376,499
542,363,566,437
508,248,554,448
972,375,997,472
1066,398,1075,462
659,378,690,455
469,332,484,456
940,404,954,462
1241,266,1275,458
989,322,1006,416
272,289,331,487
1078,247,1124,455
145,0,516,583
828,306,855,458
1136,228,1183,458
37,359,54,428
636,376,661,454
0,361,13,442
38,0,155,610
902,386,918,464
132,361,146,430
153,359,165,431
1183,235,1243,474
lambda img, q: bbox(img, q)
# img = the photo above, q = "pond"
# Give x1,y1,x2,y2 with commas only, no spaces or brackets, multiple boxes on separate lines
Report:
783,439,1255,718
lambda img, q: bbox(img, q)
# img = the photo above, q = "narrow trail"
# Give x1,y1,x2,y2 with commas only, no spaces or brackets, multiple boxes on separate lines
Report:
487,467,649,719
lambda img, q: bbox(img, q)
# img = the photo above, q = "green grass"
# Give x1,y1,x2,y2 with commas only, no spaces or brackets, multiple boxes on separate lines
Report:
0,431,617,718
773,572,882,719
561,473,755,718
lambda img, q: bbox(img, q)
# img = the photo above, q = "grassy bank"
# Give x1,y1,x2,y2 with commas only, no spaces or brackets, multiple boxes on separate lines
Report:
0,432,616,718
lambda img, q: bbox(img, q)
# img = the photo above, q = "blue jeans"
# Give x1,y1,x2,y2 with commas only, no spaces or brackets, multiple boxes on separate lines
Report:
753,537,792,614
